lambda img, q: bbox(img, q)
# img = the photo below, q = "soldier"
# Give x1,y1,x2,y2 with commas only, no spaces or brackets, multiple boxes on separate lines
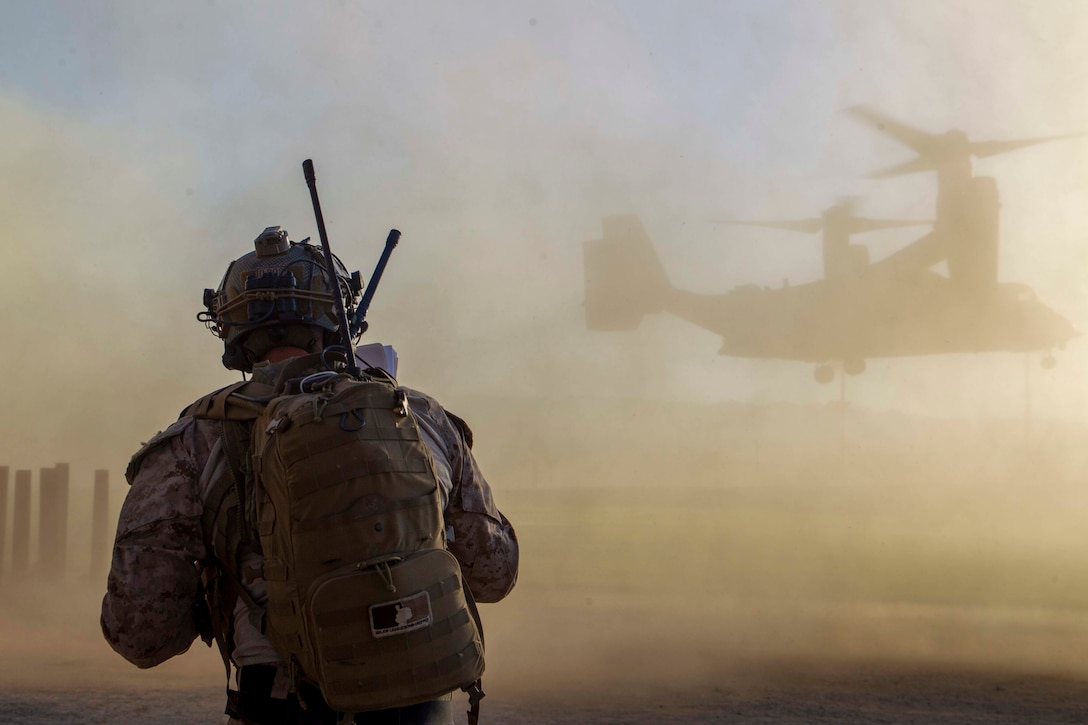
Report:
101,227,519,725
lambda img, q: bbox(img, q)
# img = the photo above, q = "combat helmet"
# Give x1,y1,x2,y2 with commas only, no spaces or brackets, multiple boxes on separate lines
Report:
199,226,362,372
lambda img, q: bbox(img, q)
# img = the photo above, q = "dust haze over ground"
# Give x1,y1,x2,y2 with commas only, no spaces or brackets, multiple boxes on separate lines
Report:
3,2,1088,722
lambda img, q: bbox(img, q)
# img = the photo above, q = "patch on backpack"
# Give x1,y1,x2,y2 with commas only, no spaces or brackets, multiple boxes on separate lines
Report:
369,591,432,638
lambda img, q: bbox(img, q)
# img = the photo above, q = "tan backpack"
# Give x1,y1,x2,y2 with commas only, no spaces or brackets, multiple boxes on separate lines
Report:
185,355,485,716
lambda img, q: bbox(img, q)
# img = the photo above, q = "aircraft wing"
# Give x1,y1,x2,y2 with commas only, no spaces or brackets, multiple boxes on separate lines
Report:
715,218,823,234
869,231,944,276
849,217,932,233
865,156,937,179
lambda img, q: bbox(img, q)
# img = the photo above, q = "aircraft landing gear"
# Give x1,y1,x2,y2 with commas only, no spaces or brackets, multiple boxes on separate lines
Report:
1042,354,1056,370
844,359,867,376
814,365,835,384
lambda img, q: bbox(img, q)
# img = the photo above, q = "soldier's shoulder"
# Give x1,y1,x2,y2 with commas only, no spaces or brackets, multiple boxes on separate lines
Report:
402,387,474,450
125,416,210,485
401,385,443,415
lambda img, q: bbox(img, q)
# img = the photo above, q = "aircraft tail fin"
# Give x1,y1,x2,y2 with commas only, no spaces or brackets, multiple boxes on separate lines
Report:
584,215,671,331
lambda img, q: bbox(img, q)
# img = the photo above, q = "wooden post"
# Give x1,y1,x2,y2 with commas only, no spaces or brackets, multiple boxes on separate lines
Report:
0,466,8,580
55,462,69,577
1024,353,1032,448
91,470,110,578
12,470,31,576
39,466,56,578
39,464,69,579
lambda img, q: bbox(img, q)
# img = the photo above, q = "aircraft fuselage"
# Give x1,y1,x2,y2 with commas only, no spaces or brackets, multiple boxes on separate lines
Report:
667,271,1076,363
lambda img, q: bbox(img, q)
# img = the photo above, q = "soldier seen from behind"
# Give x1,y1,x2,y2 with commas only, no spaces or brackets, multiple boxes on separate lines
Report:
101,225,519,725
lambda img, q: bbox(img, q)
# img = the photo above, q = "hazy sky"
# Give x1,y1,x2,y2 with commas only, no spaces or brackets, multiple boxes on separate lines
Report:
2,1,1088,474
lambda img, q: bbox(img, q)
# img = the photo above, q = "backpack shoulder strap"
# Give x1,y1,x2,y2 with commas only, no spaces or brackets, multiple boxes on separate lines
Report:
200,418,267,684
183,380,275,421
187,382,275,701
201,420,263,588
201,429,241,562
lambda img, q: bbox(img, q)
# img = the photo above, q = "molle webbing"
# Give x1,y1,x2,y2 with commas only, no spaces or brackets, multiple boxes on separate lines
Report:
290,492,435,535
287,456,433,501
275,419,422,461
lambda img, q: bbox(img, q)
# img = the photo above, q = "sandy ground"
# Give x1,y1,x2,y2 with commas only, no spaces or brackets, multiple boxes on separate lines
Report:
3,662,1088,723
4,583,1088,723
6,460,1088,724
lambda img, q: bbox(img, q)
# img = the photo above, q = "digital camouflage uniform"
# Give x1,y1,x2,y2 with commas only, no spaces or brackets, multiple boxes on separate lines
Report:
101,358,519,724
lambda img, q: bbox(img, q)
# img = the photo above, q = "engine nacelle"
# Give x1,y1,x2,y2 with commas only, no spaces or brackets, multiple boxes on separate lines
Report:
844,358,867,376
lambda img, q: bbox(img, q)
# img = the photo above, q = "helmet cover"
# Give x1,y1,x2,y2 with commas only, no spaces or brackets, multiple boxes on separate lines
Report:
199,227,360,371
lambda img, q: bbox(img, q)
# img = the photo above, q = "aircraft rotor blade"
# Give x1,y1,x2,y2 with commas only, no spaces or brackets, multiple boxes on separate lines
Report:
846,217,933,234
970,133,1088,158
845,106,936,152
865,156,940,178
713,218,824,234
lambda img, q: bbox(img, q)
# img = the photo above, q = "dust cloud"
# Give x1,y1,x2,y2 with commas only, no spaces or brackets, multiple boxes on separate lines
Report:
3,1,1088,720
7,402,1088,709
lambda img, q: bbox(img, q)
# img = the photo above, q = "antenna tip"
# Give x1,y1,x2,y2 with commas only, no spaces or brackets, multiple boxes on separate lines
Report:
303,159,315,182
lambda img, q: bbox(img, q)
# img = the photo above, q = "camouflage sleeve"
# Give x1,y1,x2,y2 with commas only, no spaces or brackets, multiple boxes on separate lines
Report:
441,411,520,604
100,418,209,669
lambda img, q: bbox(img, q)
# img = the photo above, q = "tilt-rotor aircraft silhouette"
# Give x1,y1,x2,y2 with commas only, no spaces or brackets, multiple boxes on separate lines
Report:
584,110,1080,383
